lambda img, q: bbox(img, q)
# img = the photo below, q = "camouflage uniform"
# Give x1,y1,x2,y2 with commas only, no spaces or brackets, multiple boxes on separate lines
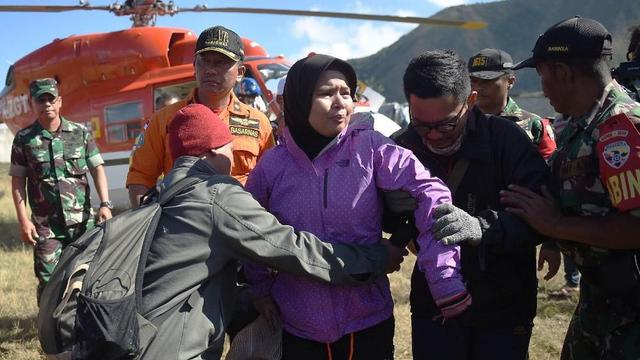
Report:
501,97,546,144
9,117,103,296
549,80,640,359
500,97,556,160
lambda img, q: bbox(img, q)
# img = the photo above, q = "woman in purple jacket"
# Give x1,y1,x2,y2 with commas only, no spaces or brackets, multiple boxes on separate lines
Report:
245,54,470,359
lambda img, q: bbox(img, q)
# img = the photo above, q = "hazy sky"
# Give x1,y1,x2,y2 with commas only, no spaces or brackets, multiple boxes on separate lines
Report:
0,0,494,83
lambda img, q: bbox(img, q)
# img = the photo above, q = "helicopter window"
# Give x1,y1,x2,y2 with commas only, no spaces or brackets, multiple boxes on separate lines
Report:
257,63,290,97
154,81,196,110
104,101,143,143
5,65,15,88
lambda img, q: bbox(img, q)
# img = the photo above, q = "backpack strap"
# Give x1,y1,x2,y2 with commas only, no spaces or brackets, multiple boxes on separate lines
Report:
158,175,209,206
446,158,470,196
134,174,208,309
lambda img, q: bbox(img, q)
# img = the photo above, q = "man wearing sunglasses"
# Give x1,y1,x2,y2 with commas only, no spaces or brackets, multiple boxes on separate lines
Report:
386,49,550,359
9,78,112,303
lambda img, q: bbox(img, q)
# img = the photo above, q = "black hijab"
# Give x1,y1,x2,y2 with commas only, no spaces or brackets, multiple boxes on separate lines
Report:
284,54,357,160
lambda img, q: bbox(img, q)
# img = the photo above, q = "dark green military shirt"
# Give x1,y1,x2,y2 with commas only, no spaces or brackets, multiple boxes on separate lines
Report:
550,80,640,267
9,117,104,239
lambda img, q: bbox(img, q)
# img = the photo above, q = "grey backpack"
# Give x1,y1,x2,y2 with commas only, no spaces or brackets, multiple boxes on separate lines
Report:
38,176,204,359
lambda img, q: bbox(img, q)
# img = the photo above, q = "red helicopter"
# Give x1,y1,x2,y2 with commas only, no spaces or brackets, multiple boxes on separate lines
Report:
0,0,486,207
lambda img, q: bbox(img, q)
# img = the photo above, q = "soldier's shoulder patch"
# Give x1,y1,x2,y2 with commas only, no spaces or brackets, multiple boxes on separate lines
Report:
597,113,640,212
597,113,637,140
602,140,630,169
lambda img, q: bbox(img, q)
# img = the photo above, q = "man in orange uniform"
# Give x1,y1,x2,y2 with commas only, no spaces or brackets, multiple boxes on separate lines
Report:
127,25,274,207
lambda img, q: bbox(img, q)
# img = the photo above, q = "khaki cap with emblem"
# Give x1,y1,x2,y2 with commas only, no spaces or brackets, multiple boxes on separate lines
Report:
29,78,59,98
195,25,244,62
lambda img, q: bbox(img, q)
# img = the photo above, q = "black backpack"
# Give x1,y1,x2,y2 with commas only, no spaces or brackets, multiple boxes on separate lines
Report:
38,176,204,359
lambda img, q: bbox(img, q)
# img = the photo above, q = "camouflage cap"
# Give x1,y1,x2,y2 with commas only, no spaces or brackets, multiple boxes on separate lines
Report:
29,78,59,98
195,25,244,61
468,48,514,79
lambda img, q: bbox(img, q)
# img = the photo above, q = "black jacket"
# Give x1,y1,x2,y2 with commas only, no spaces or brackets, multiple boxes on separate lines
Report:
389,107,550,326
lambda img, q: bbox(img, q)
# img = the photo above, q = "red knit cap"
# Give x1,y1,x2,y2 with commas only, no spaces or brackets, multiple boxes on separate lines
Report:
168,104,234,161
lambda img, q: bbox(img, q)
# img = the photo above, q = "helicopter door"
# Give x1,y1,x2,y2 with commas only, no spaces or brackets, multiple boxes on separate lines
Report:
87,91,148,209
103,101,144,145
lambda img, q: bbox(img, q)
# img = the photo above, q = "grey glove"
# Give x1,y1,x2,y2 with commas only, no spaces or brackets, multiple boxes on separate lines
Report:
384,190,417,213
432,203,482,246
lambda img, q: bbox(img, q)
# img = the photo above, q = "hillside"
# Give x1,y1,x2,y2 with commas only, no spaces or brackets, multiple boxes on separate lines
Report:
350,0,640,102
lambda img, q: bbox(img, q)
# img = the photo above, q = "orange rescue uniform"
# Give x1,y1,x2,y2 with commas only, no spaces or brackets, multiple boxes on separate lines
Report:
127,89,274,188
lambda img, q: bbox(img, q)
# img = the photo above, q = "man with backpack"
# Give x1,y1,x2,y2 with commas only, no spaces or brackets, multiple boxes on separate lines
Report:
139,104,407,359
38,103,406,360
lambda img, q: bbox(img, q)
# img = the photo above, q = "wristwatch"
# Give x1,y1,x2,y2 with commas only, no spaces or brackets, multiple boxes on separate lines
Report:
99,200,114,210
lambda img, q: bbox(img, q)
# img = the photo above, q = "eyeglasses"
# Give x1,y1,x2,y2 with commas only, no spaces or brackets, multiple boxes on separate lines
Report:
411,103,466,135
34,95,60,104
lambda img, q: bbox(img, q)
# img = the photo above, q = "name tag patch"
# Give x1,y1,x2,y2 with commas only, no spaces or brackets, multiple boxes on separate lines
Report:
230,126,259,138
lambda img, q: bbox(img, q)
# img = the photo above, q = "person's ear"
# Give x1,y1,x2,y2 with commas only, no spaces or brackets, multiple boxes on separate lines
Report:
507,75,516,89
236,64,246,82
467,91,478,108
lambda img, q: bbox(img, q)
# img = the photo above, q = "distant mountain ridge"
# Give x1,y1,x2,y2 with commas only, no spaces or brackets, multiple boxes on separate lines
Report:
349,0,640,102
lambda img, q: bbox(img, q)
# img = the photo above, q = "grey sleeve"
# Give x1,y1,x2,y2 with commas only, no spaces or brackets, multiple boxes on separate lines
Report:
211,183,388,284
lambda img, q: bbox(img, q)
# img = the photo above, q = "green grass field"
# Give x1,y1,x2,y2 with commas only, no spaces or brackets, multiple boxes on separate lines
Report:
0,163,576,359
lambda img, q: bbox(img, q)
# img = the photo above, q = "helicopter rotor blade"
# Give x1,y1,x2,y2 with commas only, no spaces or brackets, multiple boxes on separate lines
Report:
0,4,487,29
178,7,487,29
0,5,111,13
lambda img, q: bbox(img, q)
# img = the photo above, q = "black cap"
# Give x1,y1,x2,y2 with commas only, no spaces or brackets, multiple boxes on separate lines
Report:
468,48,514,79
513,16,612,70
195,26,244,62
29,78,59,98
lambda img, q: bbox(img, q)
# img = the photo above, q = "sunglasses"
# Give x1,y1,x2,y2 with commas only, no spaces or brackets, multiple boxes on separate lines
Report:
34,95,60,104
411,103,466,135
